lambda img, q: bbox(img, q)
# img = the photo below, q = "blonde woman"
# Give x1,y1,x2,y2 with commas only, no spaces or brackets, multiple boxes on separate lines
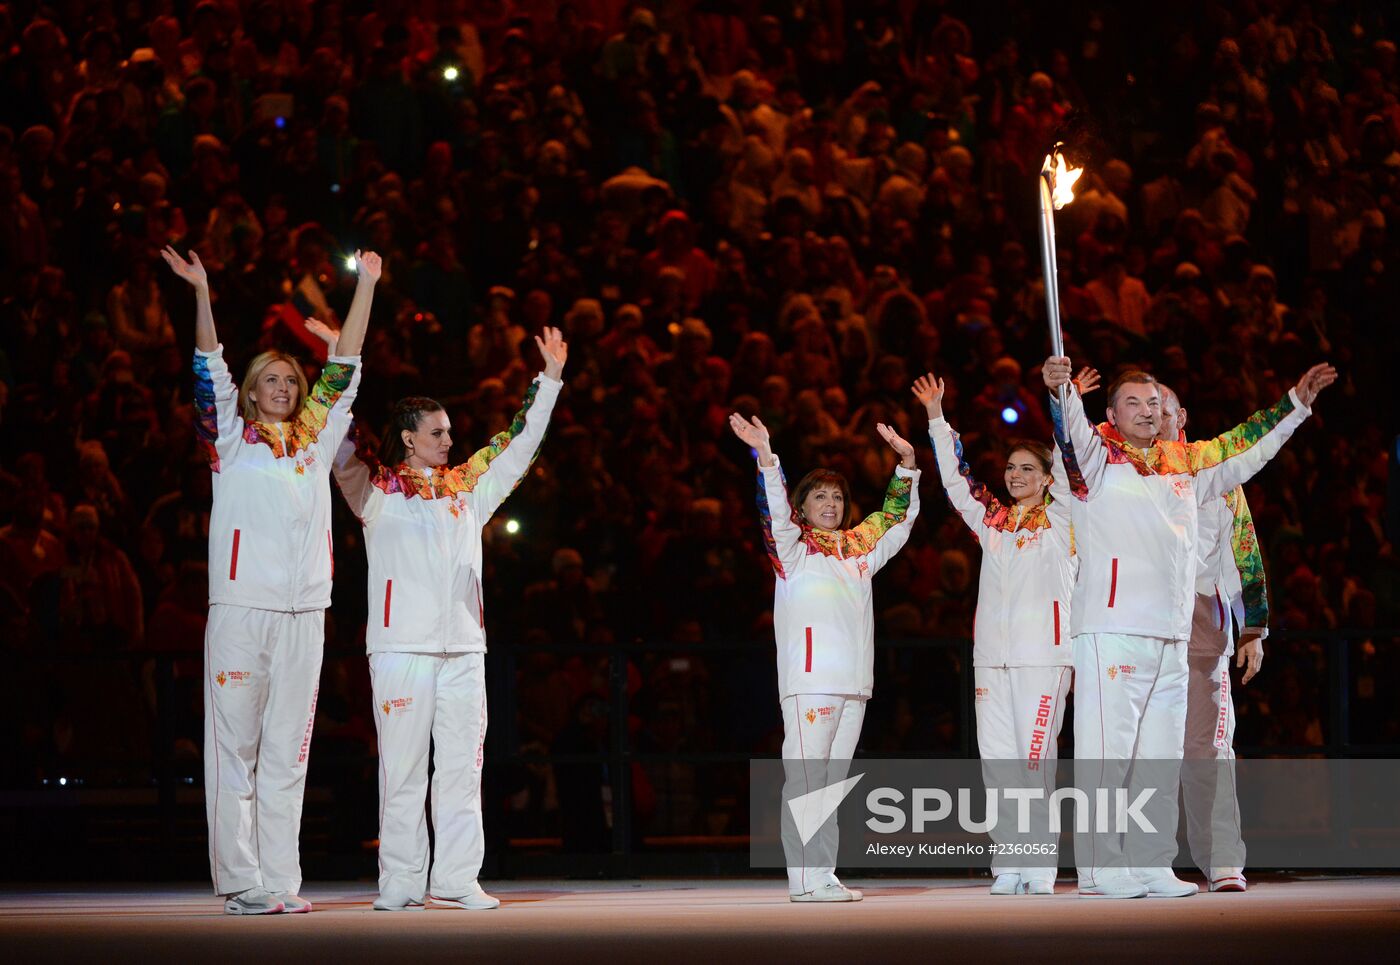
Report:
163,246,379,915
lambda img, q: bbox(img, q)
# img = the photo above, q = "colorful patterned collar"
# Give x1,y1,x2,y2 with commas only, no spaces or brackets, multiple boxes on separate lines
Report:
1097,422,1196,476
983,498,1053,533
370,463,471,500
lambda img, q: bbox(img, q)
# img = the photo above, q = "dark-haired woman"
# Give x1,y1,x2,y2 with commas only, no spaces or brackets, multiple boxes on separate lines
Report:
333,328,566,912
913,369,1093,897
729,411,920,902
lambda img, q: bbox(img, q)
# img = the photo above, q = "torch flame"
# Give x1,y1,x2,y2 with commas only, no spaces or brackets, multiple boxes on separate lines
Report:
1042,149,1083,210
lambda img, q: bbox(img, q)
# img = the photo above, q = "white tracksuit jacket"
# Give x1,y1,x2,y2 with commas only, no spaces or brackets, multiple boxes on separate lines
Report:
194,345,361,611
758,458,920,700
927,417,1075,668
193,344,358,897
1050,386,1309,641
332,373,562,651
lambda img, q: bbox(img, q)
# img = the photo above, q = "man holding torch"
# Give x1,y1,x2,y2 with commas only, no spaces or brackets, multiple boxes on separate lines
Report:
1041,359,1335,897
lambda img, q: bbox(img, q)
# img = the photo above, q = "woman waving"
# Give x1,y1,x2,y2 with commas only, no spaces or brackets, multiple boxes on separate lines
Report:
914,369,1093,896
163,246,380,915
730,412,919,902
333,329,567,912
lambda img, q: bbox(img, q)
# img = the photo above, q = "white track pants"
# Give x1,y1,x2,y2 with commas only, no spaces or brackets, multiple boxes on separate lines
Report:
1071,633,1187,887
1182,652,1244,875
975,666,1072,882
204,604,325,896
780,693,866,895
370,651,488,900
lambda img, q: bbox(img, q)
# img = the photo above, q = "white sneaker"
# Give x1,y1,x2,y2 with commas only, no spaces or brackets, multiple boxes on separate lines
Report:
373,890,426,911
1140,872,1199,897
271,893,312,913
1208,869,1247,892
1078,875,1148,898
224,887,286,915
432,882,501,910
790,882,862,902
990,874,1024,895
1024,879,1055,895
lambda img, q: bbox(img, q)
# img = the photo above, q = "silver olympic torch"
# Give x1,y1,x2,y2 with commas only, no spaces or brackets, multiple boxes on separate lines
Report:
1037,144,1083,408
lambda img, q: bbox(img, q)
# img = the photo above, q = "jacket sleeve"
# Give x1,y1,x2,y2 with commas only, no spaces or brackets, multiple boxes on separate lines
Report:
1049,385,1109,501
1224,486,1268,634
192,345,242,472
927,416,995,539
1191,389,1311,499
300,354,361,454
858,465,920,575
462,374,563,522
331,417,383,525
757,456,806,579
1046,444,1075,551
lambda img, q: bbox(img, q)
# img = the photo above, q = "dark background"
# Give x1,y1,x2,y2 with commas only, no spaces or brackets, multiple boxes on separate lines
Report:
0,0,1395,879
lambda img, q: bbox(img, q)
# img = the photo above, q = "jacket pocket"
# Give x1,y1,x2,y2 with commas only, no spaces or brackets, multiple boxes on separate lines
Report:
1053,600,1061,645
383,579,393,628
1107,558,1118,608
805,626,813,672
229,529,241,581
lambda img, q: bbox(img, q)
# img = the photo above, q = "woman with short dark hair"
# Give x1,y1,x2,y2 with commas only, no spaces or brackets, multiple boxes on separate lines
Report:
729,411,919,902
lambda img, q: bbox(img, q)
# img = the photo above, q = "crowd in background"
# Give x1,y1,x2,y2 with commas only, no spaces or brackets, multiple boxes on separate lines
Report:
0,0,1396,846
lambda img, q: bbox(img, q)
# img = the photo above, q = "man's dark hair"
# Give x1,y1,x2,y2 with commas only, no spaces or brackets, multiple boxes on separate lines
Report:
1106,370,1159,407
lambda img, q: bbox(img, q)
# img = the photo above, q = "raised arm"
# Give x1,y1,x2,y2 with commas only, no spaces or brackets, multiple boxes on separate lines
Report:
161,246,216,352
1045,355,1109,500
915,373,997,539
334,250,381,357
462,327,567,521
730,412,804,578
853,436,920,575
331,417,383,524
1191,364,1336,499
165,248,240,469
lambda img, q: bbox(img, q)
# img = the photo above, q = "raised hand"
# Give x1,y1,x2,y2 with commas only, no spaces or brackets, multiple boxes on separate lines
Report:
354,249,383,283
876,422,916,469
304,317,341,352
1073,366,1101,397
161,246,208,290
534,326,568,380
728,412,769,448
728,412,776,466
1293,362,1338,407
1042,355,1073,390
911,373,946,418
